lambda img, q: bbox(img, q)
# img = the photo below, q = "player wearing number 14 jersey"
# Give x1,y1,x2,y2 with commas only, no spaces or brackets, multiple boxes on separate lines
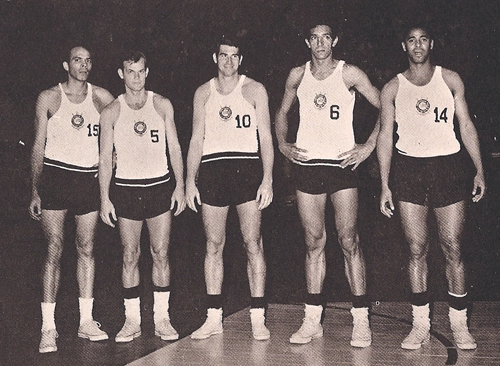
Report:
275,21,381,347
186,35,274,341
377,25,485,351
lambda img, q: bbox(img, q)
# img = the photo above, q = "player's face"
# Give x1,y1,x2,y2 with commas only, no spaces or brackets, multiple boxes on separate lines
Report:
403,28,433,64
121,58,148,91
65,47,92,82
306,25,337,60
214,45,241,76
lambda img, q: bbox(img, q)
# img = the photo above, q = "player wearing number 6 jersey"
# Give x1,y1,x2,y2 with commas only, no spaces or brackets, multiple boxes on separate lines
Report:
99,51,185,343
377,25,485,350
275,22,381,347
29,46,114,353
186,35,274,341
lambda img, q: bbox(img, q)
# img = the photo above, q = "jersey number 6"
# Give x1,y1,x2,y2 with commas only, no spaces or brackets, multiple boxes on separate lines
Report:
330,105,340,120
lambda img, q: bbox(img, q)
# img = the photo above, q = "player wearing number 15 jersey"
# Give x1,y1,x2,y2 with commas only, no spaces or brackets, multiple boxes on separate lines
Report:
186,35,274,341
99,51,185,344
29,46,114,353
275,21,381,347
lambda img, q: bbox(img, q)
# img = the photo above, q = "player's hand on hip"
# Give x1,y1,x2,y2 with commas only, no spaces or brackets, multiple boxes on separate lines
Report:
186,181,201,213
472,172,486,203
339,143,373,170
380,187,395,218
171,186,186,216
29,194,42,221
256,182,273,210
100,199,117,228
279,142,308,163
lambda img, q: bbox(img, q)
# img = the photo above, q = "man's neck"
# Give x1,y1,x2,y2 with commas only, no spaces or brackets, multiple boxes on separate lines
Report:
216,73,240,94
64,78,88,95
124,88,148,109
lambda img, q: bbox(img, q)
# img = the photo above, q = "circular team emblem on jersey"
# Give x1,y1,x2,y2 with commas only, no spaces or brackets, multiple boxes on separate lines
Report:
416,99,431,114
219,106,232,120
133,121,147,136
71,114,84,129
314,94,327,110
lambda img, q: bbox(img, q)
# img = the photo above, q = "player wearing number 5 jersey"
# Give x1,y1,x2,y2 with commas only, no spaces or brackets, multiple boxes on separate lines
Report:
275,22,381,347
29,46,114,353
377,25,485,350
186,35,274,341
99,51,185,344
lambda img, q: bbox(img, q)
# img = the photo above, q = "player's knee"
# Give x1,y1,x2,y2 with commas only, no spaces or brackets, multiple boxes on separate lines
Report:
150,246,168,263
206,237,225,255
76,238,94,259
442,242,462,264
123,247,141,267
303,225,326,243
339,233,360,257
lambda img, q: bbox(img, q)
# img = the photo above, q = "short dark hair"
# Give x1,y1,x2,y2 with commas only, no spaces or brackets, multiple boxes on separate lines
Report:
401,22,434,42
215,34,242,54
121,50,147,69
303,19,338,39
67,46,91,63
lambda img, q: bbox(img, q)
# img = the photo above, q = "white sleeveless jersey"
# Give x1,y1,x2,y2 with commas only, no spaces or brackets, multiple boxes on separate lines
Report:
296,60,355,166
395,66,460,157
202,75,259,163
44,83,100,172
114,91,170,187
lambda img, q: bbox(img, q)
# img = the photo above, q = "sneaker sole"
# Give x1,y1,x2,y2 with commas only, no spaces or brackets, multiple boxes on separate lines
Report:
78,332,109,341
456,342,477,350
289,330,323,344
155,330,179,341
401,336,430,350
39,345,57,353
115,330,142,343
350,339,372,348
253,333,271,341
191,328,223,340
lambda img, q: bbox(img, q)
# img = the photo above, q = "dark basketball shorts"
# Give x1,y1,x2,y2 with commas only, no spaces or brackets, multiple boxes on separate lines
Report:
112,180,173,221
393,152,472,208
39,164,99,215
198,159,263,207
293,163,359,195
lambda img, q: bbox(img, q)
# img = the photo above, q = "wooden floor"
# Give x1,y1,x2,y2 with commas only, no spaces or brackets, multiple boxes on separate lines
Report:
127,302,500,366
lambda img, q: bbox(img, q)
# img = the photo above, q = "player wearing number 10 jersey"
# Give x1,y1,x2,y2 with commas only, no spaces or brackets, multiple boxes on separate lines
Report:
186,35,274,341
275,21,381,347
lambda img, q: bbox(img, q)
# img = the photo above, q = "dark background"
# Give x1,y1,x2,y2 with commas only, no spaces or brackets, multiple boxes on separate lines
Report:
0,0,499,365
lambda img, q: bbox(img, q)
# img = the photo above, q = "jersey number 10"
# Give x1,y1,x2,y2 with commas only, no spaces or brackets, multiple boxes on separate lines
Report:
235,115,251,128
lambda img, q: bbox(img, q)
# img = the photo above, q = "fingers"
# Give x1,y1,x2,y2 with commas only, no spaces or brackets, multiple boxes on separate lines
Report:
472,184,485,203
256,188,273,210
29,204,42,221
186,191,201,213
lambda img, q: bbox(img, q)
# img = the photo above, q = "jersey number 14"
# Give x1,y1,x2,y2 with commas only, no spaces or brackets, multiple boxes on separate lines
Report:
434,107,448,123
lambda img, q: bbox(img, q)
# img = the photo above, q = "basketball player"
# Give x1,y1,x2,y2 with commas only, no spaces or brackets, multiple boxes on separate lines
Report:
29,46,114,353
99,51,185,343
186,35,274,340
377,25,485,350
275,22,381,347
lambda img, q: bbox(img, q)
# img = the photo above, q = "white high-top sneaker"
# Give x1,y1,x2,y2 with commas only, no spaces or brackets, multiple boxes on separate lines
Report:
350,307,372,347
191,308,223,340
289,304,323,344
250,308,270,340
449,308,477,350
401,304,431,349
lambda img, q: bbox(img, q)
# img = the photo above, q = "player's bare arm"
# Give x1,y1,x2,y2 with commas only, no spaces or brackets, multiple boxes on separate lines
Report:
377,77,398,218
244,79,274,210
338,64,381,170
186,82,210,212
275,65,308,162
442,68,486,202
29,87,61,220
92,86,115,113
154,94,186,216
98,100,119,227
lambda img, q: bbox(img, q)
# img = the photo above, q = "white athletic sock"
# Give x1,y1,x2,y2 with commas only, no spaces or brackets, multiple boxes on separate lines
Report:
79,297,94,325
153,291,171,322
124,297,141,323
41,302,56,331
